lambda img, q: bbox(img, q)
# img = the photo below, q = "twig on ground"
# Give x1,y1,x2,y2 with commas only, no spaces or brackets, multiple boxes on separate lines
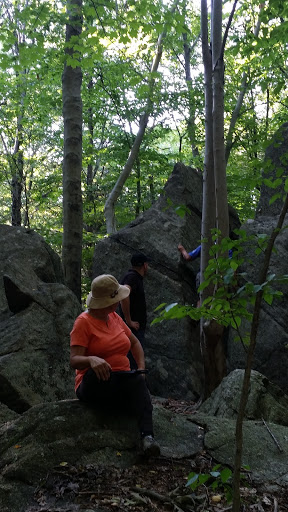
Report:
262,418,283,452
131,486,186,512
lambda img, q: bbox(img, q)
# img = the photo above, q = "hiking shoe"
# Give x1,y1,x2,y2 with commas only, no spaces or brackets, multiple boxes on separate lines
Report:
142,435,160,457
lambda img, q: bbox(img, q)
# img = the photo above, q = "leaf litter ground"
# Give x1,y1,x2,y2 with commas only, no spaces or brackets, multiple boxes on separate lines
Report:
28,399,288,512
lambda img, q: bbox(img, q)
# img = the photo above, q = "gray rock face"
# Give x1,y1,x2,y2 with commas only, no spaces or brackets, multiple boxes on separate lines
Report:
258,122,288,216
199,369,288,426
1,377,288,511
0,225,81,415
0,399,204,511
193,412,288,486
227,214,288,393
92,163,240,399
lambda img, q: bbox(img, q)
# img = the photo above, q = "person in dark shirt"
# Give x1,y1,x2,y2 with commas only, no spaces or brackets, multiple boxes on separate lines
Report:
119,253,149,367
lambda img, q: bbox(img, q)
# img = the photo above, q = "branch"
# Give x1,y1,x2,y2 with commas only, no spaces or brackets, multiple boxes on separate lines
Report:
220,0,239,60
131,487,186,512
262,417,283,453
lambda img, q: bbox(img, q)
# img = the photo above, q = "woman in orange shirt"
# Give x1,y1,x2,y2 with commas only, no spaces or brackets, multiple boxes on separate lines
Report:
70,274,160,457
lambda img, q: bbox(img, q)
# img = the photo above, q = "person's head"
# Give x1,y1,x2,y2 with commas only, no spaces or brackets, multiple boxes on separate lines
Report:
131,253,149,276
87,274,130,312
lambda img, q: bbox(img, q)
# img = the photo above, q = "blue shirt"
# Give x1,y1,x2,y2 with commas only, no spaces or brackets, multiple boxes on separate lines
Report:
188,245,232,260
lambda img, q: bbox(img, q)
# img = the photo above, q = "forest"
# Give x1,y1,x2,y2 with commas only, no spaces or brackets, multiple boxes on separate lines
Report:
1,0,287,299
1,2,288,510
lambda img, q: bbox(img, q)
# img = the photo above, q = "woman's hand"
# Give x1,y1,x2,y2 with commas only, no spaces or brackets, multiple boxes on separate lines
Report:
129,320,140,331
70,346,111,381
89,356,111,381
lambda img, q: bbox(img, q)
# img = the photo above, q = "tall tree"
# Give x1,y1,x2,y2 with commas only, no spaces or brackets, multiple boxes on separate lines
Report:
200,0,238,396
104,0,180,234
62,0,83,301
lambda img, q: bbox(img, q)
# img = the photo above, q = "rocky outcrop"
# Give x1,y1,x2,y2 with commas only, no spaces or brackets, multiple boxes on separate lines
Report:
92,163,240,399
257,122,288,216
227,214,288,393
199,369,288,426
0,399,204,512
1,373,288,511
226,123,288,391
0,225,81,416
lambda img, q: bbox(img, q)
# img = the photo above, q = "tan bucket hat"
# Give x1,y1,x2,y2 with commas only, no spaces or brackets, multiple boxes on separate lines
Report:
86,274,130,309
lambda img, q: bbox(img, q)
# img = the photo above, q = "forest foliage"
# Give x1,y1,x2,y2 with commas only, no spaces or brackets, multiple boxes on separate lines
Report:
0,0,287,277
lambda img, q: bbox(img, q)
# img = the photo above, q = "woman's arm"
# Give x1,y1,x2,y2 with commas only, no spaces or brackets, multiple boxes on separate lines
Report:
70,345,111,381
129,333,145,370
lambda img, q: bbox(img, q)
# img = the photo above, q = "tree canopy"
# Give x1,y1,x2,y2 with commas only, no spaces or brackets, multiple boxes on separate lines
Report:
0,0,287,273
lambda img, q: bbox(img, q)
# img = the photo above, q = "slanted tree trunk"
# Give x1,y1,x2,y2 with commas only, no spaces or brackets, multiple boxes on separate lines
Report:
104,0,180,234
62,0,83,302
225,6,263,163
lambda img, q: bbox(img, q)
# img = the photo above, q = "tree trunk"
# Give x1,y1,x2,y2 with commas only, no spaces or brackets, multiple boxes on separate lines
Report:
11,67,26,226
200,0,239,396
11,135,24,226
104,0,180,234
62,0,83,302
225,6,263,163
182,31,199,159
212,0,229,241
200,0,218,396
232,194,288,511
135,158,141,217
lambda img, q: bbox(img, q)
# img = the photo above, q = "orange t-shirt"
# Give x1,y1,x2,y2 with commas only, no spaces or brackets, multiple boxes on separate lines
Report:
70,311,132,391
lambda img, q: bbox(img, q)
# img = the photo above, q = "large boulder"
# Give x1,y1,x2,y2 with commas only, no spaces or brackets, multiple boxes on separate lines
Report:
199,369,288,426
0,399,204,512
0,225,81,417
1,378,288,511
257,122,288,216
227,214,288,393
92,163,240,400
227,123,288,391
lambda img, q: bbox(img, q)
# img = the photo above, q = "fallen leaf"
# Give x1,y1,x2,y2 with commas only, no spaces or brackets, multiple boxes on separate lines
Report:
211,494,222,503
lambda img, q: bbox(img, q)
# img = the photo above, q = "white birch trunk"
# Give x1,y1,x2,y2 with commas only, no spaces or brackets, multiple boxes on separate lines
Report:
104,0,180,234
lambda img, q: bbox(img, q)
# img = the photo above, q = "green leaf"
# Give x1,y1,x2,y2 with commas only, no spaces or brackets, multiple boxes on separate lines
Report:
186,472,199,489
269,192,282,205
165,302,178,312
263,293,273,305
154,302,167,312
220,467,232,483
231,316,241,329
210,471,221,478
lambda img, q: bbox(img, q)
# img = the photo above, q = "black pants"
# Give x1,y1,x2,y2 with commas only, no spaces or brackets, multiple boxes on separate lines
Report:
76,369,154,438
